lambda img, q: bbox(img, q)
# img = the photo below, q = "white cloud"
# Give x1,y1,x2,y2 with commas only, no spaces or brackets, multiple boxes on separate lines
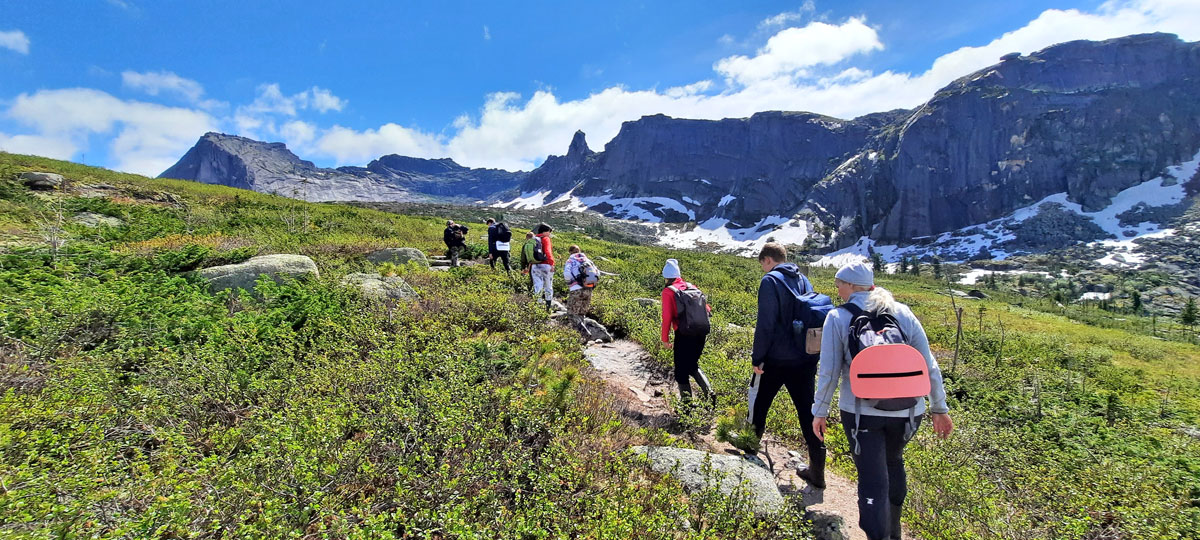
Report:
0,30,30,55
312,123,445,165
715,18,883,85
309,86,346,113
759,1,816,29
6,88,218,175
0,133,77,159
280,120,317,148
483,25,491,40
121,70,225,109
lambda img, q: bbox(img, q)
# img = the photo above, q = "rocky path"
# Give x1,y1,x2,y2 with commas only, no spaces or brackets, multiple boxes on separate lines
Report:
584,339,915,540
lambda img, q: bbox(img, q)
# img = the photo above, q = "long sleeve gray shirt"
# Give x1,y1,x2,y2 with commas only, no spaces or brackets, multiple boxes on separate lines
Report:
811,291,950,418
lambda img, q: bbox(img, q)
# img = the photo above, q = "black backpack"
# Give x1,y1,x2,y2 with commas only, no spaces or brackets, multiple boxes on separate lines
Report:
670,283,711,336
842,303,917,411
496,222,512,242
532,236,547,262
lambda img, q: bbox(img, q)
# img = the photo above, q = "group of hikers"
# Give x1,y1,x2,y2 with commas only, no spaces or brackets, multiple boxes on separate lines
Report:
443,218,951,540
443,219,599,315
661,242,953,540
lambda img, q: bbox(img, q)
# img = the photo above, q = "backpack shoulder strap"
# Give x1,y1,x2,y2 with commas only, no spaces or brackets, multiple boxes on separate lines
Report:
840,302,865,320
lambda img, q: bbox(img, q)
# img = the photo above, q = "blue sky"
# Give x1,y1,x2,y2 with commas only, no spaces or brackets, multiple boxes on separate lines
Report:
1,0,1197,175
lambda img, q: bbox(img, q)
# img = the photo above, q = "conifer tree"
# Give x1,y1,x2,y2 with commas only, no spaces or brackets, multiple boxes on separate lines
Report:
932,256,942,279
1182,297,1198,330
870,252,884,274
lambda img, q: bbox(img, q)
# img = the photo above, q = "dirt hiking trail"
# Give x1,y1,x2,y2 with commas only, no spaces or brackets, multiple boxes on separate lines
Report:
584,339,916,540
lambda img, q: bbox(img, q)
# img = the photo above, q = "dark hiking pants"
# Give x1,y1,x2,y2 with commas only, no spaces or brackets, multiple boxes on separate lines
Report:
750,362,826,469
673,333,712,398
841,412,923,540
490,250,511,272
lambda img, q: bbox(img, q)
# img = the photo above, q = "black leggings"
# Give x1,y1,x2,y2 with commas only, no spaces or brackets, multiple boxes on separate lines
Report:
750,362,826,468
489,250,510,272
673,333,712,397
842,412,923,540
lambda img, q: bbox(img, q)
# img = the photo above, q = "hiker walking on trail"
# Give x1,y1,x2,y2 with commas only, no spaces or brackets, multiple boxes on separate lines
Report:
486,218,512,273
749,242,830,493
519,231,537,292
443,220,469,267
530,223,556,310
812,262,953,540
661,258,715,403
564,245,599,316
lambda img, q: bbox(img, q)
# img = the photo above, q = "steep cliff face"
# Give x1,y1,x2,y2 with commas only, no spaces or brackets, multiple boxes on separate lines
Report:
160,133,525,202
865,33,1200,242
514,33,1200,253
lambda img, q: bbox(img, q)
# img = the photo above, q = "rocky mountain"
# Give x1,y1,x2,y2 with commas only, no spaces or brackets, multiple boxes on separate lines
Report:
160,133,525,202
505,33,1200,261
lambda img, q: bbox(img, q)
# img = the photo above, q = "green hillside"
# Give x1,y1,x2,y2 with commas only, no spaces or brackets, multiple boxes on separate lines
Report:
1,153,1198,539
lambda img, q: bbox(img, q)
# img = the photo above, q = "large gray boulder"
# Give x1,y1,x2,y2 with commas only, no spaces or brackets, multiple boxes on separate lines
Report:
198,254,318,292
630,446,785,516
365,247,429,267
340,273,418,303
20,172,64,190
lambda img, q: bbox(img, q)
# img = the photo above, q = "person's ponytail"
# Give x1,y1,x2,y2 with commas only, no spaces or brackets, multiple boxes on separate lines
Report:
865,286,898,313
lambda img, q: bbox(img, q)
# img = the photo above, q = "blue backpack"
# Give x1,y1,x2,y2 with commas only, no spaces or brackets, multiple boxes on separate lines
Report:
767,271,834,355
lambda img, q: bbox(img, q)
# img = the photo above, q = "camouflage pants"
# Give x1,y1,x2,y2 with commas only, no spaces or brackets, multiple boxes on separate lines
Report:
567,288,593,316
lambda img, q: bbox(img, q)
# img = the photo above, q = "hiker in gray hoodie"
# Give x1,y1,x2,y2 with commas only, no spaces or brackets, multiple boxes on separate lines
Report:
812,261,953,540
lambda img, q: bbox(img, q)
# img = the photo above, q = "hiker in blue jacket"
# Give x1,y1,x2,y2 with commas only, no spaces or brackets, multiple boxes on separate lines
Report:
749,242,827,492
812,261,953,540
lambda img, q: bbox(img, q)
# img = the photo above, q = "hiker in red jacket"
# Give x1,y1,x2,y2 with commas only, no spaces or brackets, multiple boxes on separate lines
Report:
661,258,714,403
531,223,556,310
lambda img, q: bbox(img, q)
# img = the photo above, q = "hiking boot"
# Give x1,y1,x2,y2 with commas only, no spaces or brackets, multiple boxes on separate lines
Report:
889,504,903,539
797,460,826,489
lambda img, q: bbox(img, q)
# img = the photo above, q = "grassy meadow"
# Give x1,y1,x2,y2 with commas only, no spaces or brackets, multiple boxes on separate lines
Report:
1,153,1198,539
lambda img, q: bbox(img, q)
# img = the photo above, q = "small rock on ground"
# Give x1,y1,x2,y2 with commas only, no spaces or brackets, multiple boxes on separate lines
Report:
72,212,123,228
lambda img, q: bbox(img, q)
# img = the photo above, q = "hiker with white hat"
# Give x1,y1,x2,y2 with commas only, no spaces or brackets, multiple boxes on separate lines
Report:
660,258,715,403
812,261,954,540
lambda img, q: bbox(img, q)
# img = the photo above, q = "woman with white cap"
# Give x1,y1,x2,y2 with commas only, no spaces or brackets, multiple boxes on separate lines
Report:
811,261,953,540
660,258,715,403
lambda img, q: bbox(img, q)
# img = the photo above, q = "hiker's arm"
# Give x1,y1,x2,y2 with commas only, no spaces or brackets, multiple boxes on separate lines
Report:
661,287,674,344
811,309,843,419
901,305,950,415
750,277,775,366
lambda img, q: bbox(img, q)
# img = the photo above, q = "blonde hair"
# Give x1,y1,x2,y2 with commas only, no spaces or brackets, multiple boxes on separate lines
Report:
865,286,898,313
836,280,899,313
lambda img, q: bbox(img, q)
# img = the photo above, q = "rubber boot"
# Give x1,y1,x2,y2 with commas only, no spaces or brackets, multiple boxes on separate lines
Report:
888,504,903,539
694,369,716,406
797,454,826,489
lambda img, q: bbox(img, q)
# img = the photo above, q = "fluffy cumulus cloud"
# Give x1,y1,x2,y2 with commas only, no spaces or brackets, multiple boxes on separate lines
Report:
715,17,883,85
5,88,218,175
0,30,30,54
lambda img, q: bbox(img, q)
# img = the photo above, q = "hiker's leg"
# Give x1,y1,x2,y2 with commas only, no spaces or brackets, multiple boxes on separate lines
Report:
531,265,546,297
786,363,827,487
500,251,511,272
672,335,700,397
683,335,713,397
541,266,554,304
578,288,592,315
450,246,460,267
567,290,586,316
489,251,497,269
843,413,890,540
751,367,786,438
884,415,920,506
